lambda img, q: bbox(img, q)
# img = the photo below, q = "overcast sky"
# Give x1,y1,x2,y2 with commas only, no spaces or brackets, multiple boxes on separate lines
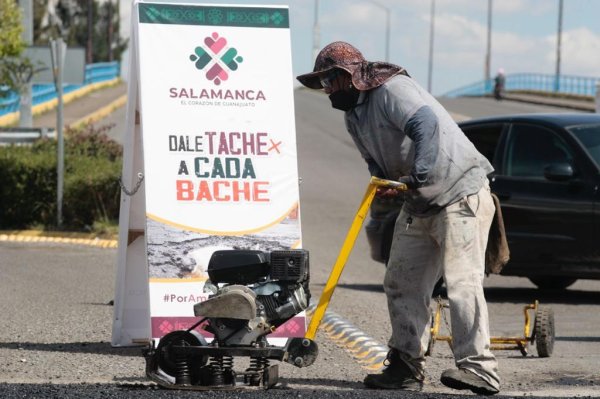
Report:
121,0,600,96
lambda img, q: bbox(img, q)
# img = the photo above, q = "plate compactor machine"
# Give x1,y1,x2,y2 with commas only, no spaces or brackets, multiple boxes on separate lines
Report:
144,177,408,391
144,249,318,390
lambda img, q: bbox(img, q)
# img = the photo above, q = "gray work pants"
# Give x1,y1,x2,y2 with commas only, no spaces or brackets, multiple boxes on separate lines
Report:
384,183,500,389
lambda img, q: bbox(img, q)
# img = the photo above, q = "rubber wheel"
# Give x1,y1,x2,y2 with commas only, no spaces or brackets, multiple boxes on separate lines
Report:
156,330,208,378
528,276,576,290
425,332,436,357
533,307,555,357
425,310,437,356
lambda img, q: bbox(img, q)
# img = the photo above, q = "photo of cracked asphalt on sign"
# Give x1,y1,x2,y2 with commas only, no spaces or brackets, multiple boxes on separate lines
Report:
1,90,599,398
145,217,301,279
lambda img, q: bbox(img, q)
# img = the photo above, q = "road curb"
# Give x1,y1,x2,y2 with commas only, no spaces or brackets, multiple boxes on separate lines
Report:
0,230,117,249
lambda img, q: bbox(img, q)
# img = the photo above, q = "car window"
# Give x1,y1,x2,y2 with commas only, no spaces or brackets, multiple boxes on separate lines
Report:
568,123,600,169
461,123,504,163
505,124,573,177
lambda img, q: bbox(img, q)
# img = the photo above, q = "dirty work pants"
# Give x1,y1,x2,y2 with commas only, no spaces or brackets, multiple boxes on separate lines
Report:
384,184,500,389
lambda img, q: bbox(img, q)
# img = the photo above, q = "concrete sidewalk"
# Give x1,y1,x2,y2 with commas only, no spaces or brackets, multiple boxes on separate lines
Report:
32,81,127,129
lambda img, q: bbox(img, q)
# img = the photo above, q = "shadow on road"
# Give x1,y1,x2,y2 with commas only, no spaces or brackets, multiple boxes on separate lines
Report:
556,336,600,342
280,377,364,390
328,283,384,293
0,341,142,357
331,283,600,305
483,287,600,305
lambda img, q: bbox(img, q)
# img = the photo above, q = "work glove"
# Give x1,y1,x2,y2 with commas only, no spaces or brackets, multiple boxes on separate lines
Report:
398,175,419,189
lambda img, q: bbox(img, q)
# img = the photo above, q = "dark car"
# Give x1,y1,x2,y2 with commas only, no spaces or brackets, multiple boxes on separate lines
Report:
366,113,600,290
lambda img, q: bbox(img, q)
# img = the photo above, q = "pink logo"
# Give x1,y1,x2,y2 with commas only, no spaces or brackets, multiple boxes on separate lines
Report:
189,32,244,85
158,320,174,334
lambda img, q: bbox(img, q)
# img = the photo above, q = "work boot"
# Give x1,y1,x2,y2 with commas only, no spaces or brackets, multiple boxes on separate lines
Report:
363,348,423,391
440,368,499,396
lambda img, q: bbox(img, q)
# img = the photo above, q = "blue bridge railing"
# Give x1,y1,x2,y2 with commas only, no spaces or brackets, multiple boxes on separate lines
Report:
444,73,600,98
0,62,120,117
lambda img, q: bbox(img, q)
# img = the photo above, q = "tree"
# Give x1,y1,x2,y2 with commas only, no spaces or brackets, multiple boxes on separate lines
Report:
0,0,25,58
0,0,42,98
94,1,127,63
33,0,127,63
1,58,46,96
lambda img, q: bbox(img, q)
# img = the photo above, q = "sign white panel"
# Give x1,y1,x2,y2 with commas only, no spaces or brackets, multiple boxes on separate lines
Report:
135,2,304,340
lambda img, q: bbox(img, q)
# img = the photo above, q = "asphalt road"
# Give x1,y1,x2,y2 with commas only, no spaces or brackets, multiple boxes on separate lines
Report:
1,91,599,398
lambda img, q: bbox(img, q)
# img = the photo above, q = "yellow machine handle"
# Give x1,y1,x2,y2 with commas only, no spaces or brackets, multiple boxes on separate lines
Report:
304,177,408,340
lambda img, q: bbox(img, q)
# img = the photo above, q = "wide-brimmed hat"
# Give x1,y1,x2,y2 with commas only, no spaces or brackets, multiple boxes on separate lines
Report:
296,41,408,91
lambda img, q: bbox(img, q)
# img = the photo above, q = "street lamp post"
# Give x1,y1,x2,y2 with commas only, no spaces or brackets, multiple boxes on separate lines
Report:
485,0,493,89
50,38,67,228
427,0,436,93
18,0,33,127
312,0,320,63
555,0,563,92
367,1,391,62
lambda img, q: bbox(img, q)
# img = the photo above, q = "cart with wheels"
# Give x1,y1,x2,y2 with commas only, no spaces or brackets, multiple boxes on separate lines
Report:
427,299,555,357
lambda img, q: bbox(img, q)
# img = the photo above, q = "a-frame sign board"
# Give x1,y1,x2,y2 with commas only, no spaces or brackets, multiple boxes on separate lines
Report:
112,1,303,347
111,19,150,345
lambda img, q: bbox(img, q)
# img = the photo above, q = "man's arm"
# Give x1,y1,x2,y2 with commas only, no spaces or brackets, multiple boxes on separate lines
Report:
380,77,439,189
402,105,439,188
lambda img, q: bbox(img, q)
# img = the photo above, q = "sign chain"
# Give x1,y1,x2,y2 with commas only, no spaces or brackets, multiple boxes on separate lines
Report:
119,172,144,196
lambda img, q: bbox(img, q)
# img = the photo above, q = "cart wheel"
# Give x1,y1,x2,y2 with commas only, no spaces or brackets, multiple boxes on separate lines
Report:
425,312,436,356
425,334,436,356
534,307,555,357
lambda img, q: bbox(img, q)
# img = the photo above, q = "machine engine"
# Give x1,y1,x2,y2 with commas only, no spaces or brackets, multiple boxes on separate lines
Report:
196,249,311,345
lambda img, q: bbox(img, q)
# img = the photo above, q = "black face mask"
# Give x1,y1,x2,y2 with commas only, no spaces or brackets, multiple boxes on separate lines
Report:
329,88,360,111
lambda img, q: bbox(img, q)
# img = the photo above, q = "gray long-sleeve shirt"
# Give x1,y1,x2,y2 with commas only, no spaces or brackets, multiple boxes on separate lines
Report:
344,74,493,217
